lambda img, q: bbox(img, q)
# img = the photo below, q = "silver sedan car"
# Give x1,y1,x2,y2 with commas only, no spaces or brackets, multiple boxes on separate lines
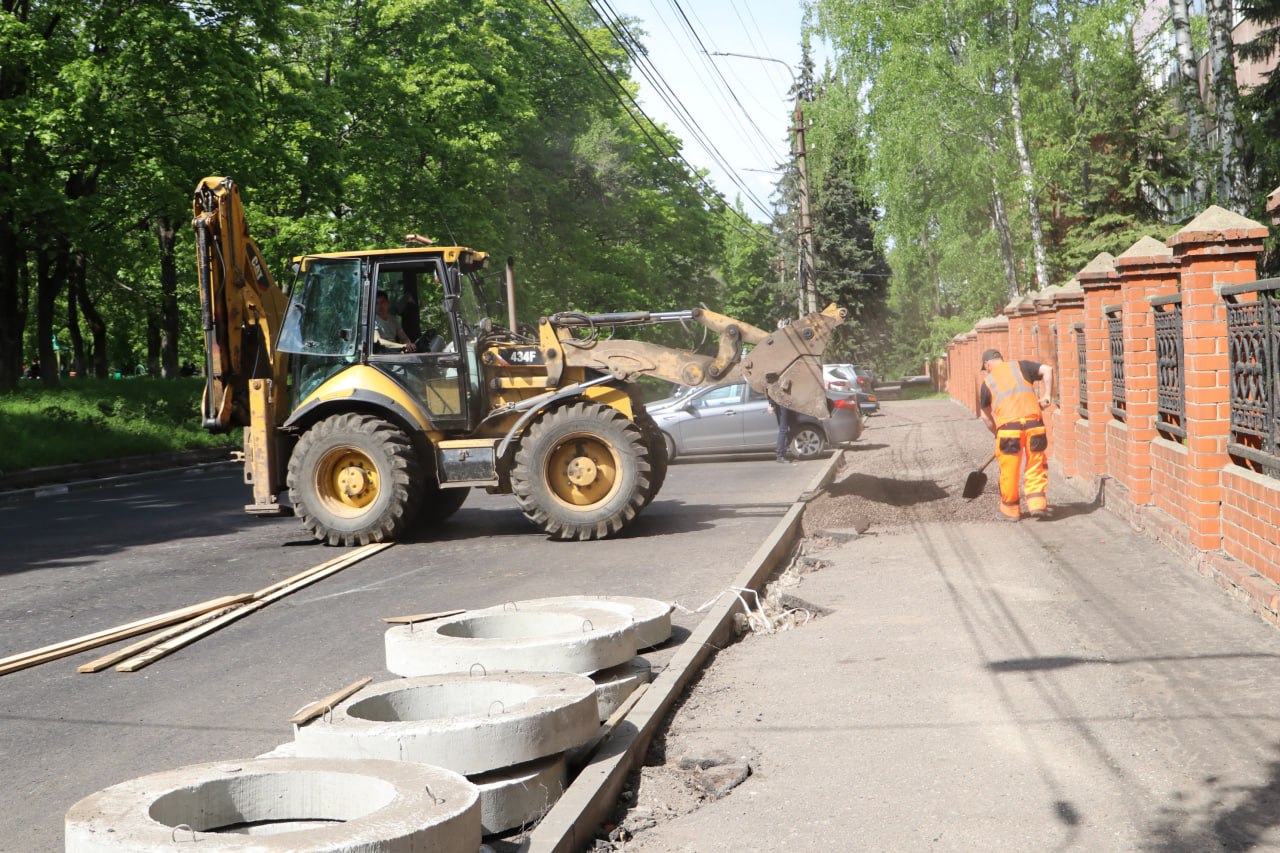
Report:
647,382,863,461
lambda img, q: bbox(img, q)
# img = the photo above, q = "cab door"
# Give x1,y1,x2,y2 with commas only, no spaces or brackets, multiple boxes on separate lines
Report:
367,258,473,431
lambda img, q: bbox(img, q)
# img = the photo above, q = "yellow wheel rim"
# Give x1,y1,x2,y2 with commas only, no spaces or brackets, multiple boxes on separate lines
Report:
314,447,380,517
545,432,621,508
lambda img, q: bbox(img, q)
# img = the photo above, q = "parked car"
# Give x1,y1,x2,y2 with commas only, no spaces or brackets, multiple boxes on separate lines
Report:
648,382,863,461
823,364,880,415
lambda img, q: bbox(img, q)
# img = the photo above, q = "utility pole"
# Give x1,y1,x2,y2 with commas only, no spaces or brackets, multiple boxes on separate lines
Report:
711,51,815,317
792,99,816,314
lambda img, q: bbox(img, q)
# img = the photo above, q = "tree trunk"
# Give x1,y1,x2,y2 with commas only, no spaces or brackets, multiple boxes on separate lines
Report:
1206,0,1250,211
1005,0,1049,291
67,267,85,378
146,314,161,376
1170,0,1209,204
155,216,180,379
990,178,1020,301
35,244,66,388
73,252,108,377
0,202,23,389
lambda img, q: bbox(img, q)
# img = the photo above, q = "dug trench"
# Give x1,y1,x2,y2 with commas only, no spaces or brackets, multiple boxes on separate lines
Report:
587,399,1067,851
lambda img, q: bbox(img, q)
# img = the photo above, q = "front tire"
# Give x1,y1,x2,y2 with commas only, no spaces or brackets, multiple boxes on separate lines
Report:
634,409,669,508
512,402,650,541
288,413,423,546
789,425,827,460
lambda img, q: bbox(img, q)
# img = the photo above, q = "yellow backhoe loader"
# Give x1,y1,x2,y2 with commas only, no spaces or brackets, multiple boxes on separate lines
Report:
194,177,843,544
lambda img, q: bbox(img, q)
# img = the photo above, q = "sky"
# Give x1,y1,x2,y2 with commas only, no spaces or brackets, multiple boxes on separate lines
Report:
604,1,821,222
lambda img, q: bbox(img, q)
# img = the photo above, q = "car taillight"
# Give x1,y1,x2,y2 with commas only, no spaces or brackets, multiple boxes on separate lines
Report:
832,398,857,409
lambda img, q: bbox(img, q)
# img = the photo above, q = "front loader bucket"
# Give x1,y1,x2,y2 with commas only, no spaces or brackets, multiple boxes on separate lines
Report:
740,304,846,420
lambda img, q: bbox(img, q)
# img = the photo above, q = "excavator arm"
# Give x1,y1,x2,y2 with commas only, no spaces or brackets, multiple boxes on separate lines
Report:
539,304,845,420
193,176,291,514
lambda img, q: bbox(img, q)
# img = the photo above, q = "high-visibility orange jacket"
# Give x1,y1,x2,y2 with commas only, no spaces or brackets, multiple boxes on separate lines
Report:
982,361,1041,427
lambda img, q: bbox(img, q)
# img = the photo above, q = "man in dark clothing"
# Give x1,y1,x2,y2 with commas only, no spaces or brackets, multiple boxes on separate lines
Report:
978,349,1053,521
770,397,798,463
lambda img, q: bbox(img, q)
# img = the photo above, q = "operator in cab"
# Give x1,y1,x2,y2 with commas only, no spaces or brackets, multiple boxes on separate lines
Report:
375,291,416,352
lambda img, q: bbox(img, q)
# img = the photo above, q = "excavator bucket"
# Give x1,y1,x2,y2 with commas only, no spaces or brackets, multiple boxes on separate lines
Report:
739,304,846,420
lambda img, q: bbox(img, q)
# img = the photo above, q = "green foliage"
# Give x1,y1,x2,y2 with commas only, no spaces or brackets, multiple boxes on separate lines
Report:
809,0,1205,375
0,378,236,472
1,0,735,389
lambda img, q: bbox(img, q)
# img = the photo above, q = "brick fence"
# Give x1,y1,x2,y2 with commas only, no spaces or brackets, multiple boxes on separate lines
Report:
943,205,1280,626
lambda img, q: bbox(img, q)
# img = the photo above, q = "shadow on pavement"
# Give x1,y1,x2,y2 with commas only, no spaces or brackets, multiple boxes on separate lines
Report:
826,471,950,506
986,651,1280,673
1143,743,1280,853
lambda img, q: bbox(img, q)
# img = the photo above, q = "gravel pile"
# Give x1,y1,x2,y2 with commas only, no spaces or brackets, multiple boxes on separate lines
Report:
802,397,1037,532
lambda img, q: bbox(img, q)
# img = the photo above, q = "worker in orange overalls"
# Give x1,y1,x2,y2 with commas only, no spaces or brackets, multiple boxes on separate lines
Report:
978,349,1054,521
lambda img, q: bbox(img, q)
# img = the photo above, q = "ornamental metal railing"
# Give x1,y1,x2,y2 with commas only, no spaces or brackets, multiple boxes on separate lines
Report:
1152,295,1185,440
1223,279,1280,479
1107,306,1126,421
1075,322,1088,420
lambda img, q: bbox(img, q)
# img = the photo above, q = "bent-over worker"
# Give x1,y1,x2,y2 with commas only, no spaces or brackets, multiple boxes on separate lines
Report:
978,348,1053,522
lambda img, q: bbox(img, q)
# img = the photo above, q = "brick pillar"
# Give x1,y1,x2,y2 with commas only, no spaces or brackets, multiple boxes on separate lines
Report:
975,314,1011,415
1016,296,1037,361
961,331,978,413
1078,252,1120,486
1051,278,1086,479
1166,206,1269,552
1113,236,1180,508
1033,285,1063,451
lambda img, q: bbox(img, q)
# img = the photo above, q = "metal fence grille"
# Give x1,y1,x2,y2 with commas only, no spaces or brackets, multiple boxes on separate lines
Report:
1075,323,1088,420
1224,279,1280,478
1152,296,1185,440
1107,309,1126,420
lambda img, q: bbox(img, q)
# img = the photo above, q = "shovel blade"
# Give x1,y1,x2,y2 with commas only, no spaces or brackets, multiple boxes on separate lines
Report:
962,471,988,500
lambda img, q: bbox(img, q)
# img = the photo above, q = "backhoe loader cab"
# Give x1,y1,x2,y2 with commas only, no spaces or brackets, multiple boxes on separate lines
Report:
195,176,843,545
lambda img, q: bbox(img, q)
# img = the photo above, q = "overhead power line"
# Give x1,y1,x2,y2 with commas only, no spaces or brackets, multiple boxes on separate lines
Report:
540,0,772,238
589,0,777,218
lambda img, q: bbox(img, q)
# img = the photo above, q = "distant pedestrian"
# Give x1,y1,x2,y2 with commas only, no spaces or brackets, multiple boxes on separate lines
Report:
978,349,1053,521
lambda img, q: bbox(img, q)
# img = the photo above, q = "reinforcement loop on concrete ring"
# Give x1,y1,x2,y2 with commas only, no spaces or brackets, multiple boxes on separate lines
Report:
470,662,487,677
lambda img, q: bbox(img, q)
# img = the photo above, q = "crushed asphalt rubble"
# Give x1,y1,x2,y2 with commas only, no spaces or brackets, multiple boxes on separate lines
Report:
590,398,1280,852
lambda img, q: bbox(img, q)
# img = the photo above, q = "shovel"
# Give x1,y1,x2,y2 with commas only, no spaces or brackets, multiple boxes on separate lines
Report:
962,452,997,500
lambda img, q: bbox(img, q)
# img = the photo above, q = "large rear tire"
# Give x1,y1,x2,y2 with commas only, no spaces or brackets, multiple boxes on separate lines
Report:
512,402,650,541
288,413,423,546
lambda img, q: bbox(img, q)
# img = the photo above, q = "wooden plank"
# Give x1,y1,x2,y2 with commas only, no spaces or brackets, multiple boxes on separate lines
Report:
381,609,465,625
115,543,392,672
76,602,249,673
0,594,253,678
288,677,373,725
251,552,356,599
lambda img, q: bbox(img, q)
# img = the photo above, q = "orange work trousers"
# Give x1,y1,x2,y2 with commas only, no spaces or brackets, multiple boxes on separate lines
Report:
995,420,1048,520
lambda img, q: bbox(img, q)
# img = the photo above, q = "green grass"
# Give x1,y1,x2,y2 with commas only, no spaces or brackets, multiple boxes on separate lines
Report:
0,378,238,474
899,383,946,401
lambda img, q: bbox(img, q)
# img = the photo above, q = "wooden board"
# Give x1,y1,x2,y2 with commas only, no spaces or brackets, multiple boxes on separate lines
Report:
0,594,253,678
288,677,373,725
381,609,465,624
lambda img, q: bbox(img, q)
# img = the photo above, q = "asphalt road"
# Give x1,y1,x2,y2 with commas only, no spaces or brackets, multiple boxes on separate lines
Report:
0,452,817,852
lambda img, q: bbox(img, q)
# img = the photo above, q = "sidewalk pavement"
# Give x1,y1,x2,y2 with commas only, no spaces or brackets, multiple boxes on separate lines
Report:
613,401,1280,852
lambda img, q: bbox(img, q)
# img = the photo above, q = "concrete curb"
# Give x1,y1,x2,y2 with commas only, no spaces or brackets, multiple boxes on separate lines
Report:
0,450,238,503
521,450,845,852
